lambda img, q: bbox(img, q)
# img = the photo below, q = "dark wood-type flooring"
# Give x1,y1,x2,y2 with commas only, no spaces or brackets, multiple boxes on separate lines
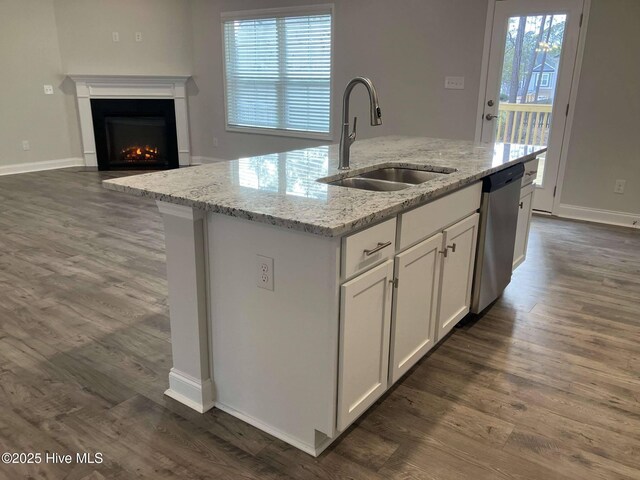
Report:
0,168,639,479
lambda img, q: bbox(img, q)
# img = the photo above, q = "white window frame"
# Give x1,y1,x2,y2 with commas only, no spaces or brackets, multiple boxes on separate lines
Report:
221,4,335,141
540,72,551,88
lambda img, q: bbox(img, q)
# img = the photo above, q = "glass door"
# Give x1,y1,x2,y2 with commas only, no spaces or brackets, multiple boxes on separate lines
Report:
480,0,584,212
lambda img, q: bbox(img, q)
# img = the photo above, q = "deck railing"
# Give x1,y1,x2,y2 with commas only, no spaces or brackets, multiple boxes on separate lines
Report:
497,103,553,145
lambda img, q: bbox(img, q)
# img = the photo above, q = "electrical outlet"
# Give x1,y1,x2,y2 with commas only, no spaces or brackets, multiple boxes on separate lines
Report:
43,85,54,95
135,32,143,42
445,76,465,90
256,255,274,291
212,137,219,148
614,179,626,194
112,32,120,42
22,140,30,151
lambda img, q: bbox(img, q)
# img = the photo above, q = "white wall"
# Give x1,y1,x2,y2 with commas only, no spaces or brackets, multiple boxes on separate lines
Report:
189,0,488,160
0,0,75,167
1,0,487,168
560,0,640,216
4,0,635,223
53,0,193,76
0,0,194,170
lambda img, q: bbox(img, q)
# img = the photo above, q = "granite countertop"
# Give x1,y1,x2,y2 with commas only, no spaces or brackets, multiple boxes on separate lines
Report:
103,136,546,237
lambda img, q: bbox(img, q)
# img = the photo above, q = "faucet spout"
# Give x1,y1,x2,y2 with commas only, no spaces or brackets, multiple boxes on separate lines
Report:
339,77,382,170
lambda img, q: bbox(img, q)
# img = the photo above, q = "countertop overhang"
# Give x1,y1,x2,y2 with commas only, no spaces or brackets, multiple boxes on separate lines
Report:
103,136,546,237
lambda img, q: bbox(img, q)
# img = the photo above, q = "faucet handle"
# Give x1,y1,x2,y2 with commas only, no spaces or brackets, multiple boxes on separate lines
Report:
350,116,358,141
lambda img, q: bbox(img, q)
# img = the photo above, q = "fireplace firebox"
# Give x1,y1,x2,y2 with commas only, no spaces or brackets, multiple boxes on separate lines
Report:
91,99,179,170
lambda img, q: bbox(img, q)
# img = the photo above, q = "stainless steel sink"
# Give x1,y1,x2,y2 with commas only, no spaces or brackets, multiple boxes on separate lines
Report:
358,167,446,184
329,177,413,192
322,165,457,192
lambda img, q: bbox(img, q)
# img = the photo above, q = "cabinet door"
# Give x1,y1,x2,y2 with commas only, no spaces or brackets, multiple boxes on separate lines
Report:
437,213,479,340
389,233,442,385
337,259,394,431
513,185,535,270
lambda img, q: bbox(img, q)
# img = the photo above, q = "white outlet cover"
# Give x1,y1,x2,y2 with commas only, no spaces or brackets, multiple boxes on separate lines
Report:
135,32,143,42
256,255,274,291
614,179,626,194
445,76,465,90
44,85,54,95
22,140,30,151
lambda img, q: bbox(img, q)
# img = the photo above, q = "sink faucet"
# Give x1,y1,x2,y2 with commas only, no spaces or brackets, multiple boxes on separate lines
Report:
339,77,383,170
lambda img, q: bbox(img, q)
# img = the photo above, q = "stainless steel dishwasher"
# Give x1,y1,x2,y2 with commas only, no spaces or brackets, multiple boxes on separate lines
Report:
471,163,525,314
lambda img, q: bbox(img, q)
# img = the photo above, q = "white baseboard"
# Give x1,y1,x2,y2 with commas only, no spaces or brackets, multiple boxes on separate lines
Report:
214,401,332,457
165,369,215,414
191,156,227,165
555,204,640,229
0,157,84,176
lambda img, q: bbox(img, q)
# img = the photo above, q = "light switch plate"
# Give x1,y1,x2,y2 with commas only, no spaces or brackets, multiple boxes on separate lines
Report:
112,32,120,42
44,85,54,95
445,76,465,90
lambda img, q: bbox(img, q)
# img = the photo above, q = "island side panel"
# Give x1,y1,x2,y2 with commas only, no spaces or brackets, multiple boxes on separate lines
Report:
207,213,341,454
157,201,214,413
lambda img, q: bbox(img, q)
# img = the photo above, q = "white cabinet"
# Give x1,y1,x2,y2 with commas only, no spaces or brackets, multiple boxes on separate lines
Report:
342,217,396,280
513,183,535,270
437,213,480,340
521,158,539,188
337,259,394,431
338,184,482,429
389,233,443,385
398,183,482,250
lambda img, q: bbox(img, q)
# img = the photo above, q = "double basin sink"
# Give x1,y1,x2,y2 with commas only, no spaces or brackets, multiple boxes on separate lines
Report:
319,165,457,192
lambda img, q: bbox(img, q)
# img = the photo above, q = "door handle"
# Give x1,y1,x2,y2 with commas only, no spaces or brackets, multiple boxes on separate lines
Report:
485,113,498,121
363,241,392,256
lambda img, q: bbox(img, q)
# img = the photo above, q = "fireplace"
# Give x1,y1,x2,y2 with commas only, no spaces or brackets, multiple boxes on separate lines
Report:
91,99,179,170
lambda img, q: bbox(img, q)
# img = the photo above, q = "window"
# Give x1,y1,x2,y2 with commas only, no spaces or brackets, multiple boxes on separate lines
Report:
222,6,333,139
540,72,551,88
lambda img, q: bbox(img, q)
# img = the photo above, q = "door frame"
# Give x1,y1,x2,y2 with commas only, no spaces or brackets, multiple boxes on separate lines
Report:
474,0,592,215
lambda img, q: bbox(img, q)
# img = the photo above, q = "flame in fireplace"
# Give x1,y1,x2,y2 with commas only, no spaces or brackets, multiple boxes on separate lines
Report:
120,145,161,163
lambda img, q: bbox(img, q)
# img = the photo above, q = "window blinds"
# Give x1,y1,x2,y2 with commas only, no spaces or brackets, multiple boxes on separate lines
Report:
223,11,332,135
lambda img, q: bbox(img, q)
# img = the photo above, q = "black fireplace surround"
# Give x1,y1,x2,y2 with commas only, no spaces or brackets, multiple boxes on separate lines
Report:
91,99,179,171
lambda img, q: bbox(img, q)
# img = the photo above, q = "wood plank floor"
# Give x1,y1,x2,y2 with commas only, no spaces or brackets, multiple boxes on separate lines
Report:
0,167,639,480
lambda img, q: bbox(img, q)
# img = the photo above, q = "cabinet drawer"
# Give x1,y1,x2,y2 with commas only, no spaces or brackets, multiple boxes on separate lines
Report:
522,158,540,187
342,217,397,279
398,183,481,251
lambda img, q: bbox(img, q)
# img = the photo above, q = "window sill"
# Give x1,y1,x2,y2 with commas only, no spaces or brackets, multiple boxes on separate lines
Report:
226,125,333,142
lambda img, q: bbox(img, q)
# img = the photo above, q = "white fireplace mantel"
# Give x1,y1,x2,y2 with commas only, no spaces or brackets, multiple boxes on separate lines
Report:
68,74,192,167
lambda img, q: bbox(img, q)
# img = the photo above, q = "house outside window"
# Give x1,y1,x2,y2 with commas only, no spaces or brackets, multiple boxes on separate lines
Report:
222,5,333,140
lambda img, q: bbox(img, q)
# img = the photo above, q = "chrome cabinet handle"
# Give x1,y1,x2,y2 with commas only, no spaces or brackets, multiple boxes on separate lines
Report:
440,243,456,257
364,241,392,256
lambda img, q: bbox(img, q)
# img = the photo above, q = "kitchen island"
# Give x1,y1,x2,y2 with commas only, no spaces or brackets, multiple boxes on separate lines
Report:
104,136,544,456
